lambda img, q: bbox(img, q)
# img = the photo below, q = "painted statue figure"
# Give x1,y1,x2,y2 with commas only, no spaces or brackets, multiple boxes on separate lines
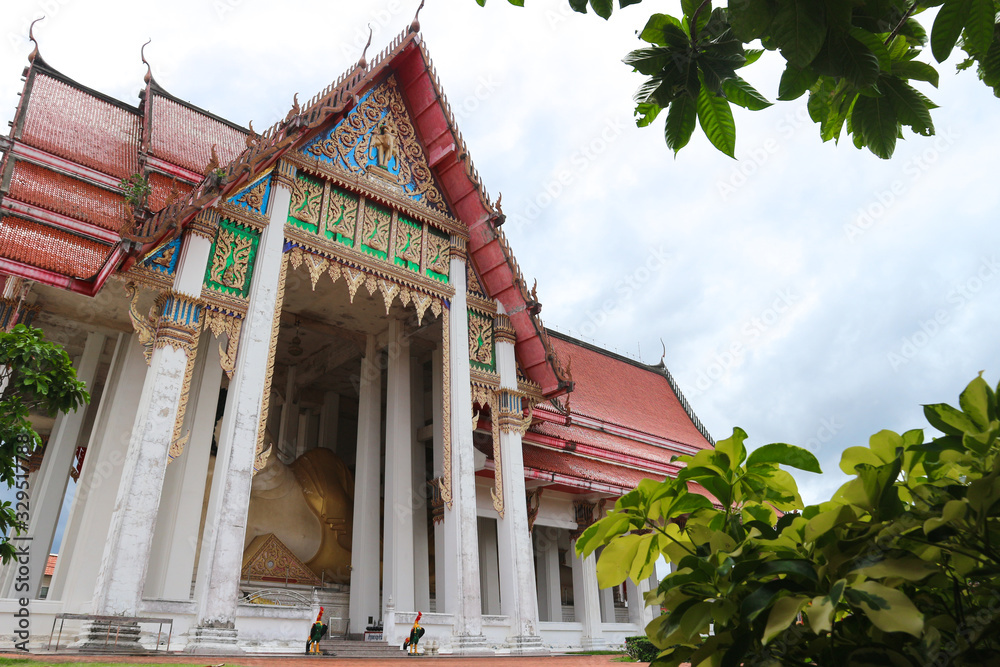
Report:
307,606,328,654
401,611,425,656
370,121,398,169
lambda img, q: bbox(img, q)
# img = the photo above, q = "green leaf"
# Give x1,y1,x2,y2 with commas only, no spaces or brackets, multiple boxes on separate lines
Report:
883,77,936,136
639,13,686,45
778,63,819,100
857,558,938,581
959,373,994,429
849,581,925,637
729,0,776,42
850,93,898,159
763,595,809,645
747,442,822,473
590,0,613,19
771,0,827,68
596,533,643,588
923,402,981,436
900,64,940,100
635,102,662,127
722,76,773,110
838,32,882,88
806,595,834,634
839,445,884,474
679,600,715,640
665,94,698,154
714,427,748,471
931,0,971,62
569,0,589,13
965,0,995,55
849,27,891,72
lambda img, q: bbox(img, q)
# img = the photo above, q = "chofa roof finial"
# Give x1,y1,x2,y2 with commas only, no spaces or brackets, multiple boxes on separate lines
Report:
358,24,373,69
410,0,425,33
141,39,152,84
27,17,44,64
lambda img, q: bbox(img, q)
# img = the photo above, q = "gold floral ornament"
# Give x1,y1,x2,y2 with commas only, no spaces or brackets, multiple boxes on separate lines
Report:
426,233,450,277
210,228,254,291
468,313,494,367
395,218,421,265
361,205,391,253
326,188,358,240
289,175,323,227
237,179,267,212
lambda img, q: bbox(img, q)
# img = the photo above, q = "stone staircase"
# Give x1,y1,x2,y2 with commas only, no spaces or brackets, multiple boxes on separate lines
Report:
317,637,406,659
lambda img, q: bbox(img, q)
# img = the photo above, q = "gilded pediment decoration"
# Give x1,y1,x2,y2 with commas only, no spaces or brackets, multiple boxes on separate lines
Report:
302,76,448,214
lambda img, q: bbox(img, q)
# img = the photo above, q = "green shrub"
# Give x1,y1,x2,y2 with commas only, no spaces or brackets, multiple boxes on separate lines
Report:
625,635,658,662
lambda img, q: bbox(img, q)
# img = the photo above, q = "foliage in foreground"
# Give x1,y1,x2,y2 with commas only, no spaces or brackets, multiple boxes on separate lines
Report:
625,634,660,662
0,325,89,563
481,0,1000,159
578,373,1000,666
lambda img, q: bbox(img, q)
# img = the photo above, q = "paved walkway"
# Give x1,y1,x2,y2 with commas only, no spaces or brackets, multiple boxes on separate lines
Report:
1,653,626,665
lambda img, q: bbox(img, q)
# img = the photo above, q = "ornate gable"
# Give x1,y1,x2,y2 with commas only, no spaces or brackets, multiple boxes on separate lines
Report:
299,76,449,215
241,533,322,586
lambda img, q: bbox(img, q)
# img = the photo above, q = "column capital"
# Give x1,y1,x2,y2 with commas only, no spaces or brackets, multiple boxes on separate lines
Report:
187,208,221,241
273,159,297,190
155,292,203,354
493,313,516,345
449,235,468,258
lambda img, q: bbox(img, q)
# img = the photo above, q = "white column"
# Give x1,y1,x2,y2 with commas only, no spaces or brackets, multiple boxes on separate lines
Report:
600,585,616,623
493,311,544,652
535,529,562,622
48,335,147,610
319,391,340,453
296,411,310,458
411,355,430,612
571,539,605,650
186,166,291,653
11,331,104,600
89,228,211,621
349,334,382,636
442,242,487,652
626,577,654,630
144,334,223,600
383,318,414,618
478,518,501,615
431,347,447,613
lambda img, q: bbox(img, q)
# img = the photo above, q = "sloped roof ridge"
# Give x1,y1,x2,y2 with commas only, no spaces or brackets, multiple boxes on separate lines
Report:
30,58,140,115
148,78,250,135
546,328,715,445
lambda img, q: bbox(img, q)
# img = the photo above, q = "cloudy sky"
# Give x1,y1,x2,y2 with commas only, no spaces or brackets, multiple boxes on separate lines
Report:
4,0,999,514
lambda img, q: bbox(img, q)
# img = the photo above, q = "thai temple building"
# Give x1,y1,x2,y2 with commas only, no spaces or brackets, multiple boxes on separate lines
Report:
0,15,714,655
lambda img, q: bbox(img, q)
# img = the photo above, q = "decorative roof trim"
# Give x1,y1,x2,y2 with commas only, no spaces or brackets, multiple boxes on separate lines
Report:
546,328,715,446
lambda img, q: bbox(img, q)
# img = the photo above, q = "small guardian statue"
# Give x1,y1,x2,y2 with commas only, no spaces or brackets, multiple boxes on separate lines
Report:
401,611,425,656
306,606,328,654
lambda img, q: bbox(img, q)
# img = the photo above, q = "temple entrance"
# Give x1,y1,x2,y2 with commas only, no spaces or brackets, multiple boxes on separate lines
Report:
237,250,445,634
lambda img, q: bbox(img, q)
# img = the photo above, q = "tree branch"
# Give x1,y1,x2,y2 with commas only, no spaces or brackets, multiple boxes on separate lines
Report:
884,2,919,45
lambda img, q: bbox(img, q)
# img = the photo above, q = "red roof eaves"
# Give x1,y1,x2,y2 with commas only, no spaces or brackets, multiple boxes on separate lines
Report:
2,199,119,244
523,430,681,477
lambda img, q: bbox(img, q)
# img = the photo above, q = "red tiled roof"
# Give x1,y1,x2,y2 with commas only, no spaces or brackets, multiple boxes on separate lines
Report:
7,160,128,231
522,444,661,491
148,172,194,213
45,554,57,577
550,333,713,450
149,93,247,176
0,216,110,277
529,419,680,467
20,73,140,179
